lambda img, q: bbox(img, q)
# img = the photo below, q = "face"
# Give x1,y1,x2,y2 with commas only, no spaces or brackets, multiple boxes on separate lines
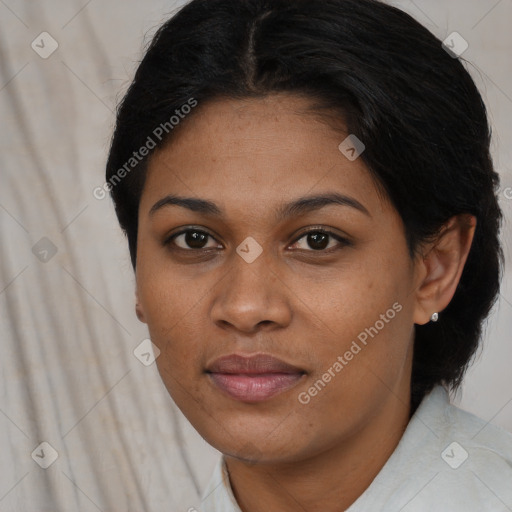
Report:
135,94,421,463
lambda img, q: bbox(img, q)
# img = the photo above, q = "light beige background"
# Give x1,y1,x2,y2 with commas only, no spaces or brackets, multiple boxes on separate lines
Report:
0,0,510,510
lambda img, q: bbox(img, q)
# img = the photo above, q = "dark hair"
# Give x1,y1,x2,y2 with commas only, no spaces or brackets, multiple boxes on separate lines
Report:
106,0,503,413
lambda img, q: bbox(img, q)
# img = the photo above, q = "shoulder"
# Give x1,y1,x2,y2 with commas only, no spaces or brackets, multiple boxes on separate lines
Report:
347,386,512,512
429,388,512,511
200,456,241,512
424,386,512,468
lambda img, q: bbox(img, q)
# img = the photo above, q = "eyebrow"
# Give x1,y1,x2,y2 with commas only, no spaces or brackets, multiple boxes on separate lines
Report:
149,192,371,219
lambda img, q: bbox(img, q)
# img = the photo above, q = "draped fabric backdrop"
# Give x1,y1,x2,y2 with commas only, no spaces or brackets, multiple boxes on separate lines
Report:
0,1,511,510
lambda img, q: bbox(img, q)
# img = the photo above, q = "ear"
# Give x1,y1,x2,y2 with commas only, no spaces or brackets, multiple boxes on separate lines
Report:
135,287,147,323
413,214,476,325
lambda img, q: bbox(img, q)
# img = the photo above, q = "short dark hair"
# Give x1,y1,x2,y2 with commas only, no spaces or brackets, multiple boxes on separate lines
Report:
106,0,503,412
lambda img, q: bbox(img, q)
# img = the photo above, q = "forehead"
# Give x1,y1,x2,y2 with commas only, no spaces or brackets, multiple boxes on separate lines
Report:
141,94,387,219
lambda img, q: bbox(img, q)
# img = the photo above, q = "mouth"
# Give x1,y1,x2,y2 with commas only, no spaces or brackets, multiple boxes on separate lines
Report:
205,353,306,403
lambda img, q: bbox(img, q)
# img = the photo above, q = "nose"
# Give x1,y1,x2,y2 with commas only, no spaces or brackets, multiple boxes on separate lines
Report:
210,249,292,334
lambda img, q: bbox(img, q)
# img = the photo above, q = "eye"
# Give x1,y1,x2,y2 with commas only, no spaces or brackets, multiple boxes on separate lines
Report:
164,227,351,254
166,229,221,250
289,229,351,252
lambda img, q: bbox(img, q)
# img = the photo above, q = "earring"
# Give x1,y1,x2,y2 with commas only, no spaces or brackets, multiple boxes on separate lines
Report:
431,312,439,322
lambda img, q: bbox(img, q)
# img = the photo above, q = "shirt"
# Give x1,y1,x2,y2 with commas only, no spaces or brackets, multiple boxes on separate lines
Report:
200,385,512,511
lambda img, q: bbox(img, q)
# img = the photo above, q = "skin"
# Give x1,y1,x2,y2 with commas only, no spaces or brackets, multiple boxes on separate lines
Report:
135,94,476,512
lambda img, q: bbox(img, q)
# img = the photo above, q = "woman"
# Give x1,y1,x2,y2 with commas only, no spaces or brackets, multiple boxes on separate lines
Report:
105,0,512,510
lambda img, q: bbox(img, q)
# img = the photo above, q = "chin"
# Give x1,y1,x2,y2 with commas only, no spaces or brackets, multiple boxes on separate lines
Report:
191,413,311,465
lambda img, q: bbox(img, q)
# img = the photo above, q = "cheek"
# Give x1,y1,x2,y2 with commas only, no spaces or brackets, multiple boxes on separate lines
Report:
299,251,413,386
136,263,206,371
137,242,199,327
303,257,406,337
296,300,413,438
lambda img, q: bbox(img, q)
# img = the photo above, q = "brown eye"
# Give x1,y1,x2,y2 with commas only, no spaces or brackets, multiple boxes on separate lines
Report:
306,232,330,250
168,229,220,250
290,229,351,252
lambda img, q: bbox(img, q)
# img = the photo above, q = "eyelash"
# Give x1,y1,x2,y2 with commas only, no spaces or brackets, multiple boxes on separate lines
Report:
164,227,352,255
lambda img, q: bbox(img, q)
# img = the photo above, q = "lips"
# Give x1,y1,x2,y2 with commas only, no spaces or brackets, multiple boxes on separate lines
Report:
206,353,306,402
